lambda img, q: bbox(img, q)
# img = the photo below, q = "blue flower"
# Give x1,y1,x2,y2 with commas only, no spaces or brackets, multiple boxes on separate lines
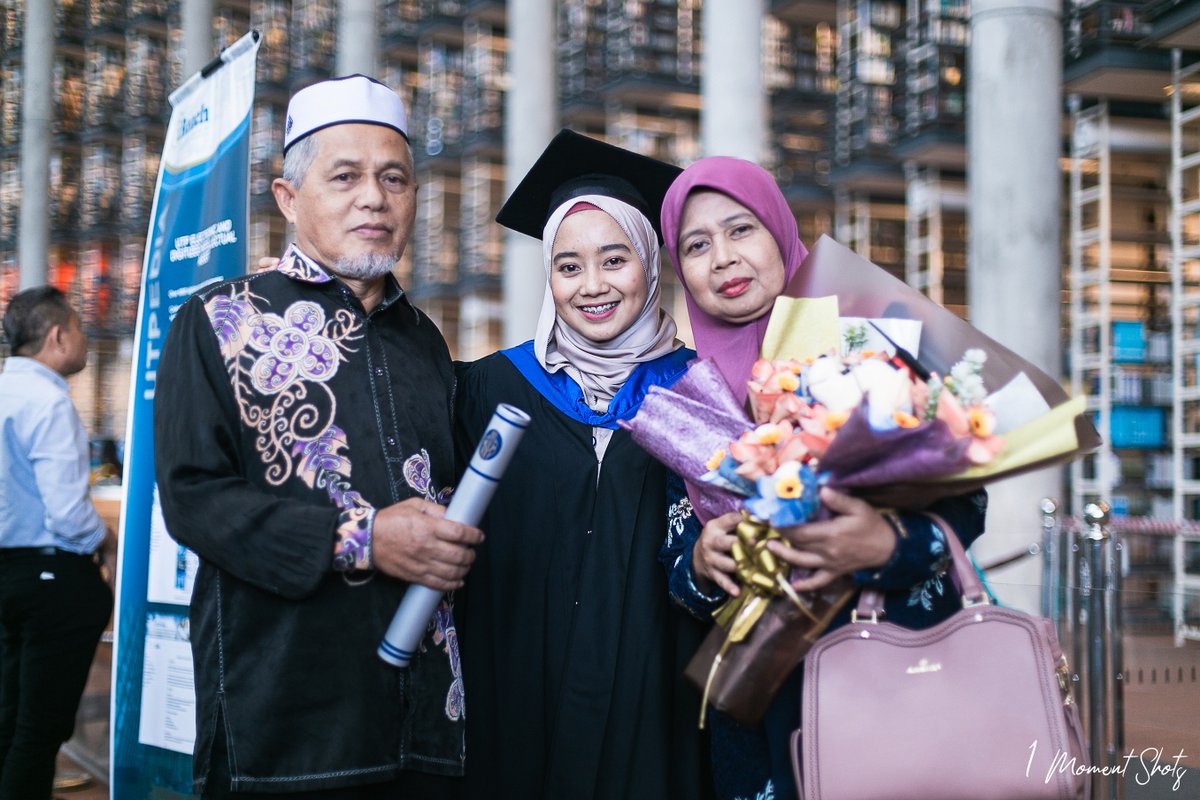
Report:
743,461,821,527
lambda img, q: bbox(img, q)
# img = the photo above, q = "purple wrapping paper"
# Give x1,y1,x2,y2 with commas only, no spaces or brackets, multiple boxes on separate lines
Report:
818,404,970,490
667,358,750,422
624,381,747,522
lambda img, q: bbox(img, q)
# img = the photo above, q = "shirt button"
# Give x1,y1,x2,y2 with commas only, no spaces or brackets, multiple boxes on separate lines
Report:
374,367,384,377
386,436,396,447
586,529,592,536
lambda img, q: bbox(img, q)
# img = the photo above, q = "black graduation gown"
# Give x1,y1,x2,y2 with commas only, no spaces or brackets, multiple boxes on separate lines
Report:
454,353,711,800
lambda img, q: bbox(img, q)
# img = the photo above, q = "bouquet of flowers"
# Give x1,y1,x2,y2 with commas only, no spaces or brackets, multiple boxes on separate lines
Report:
621,235,1100,726
627,236,1097,524
704,346,1015,529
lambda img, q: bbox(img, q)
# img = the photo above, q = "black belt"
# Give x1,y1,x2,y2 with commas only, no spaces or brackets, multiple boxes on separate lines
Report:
0,546,95,561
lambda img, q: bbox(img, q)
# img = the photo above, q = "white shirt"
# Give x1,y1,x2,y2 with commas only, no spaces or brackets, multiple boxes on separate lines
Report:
0,356,106,553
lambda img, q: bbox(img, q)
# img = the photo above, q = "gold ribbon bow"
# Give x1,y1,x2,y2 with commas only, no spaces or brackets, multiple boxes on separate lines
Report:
699,512,820,727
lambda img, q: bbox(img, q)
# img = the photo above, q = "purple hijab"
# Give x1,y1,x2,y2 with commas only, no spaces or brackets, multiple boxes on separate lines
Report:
660,156,808,403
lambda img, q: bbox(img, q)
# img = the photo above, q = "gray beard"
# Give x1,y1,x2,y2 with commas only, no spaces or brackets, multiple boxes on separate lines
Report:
331,253,397,281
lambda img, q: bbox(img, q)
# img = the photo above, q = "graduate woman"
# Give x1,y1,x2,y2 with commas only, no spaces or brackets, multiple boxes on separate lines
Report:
453,131,711,800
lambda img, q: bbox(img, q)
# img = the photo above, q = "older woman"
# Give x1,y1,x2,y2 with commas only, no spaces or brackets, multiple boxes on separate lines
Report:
659,156,987,800
453,131,711,800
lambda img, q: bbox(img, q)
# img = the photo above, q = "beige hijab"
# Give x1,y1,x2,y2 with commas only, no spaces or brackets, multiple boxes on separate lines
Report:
534,194,680,412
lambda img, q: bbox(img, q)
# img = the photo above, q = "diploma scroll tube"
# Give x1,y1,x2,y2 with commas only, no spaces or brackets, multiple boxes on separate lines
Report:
378,403,530,667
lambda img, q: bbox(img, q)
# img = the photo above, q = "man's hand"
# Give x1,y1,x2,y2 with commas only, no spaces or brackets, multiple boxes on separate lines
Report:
370,498,484,591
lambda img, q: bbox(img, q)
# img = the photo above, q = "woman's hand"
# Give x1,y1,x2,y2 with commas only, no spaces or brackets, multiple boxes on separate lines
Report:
767,487,896,591
691,511,743,597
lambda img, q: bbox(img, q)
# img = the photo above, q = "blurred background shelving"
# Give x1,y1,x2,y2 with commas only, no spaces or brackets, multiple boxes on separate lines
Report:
3,0,1200,641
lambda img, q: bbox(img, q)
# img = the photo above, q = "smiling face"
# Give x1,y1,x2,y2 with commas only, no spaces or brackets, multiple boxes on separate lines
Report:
549,209,649,344
676,190,786,325
272,123,416,277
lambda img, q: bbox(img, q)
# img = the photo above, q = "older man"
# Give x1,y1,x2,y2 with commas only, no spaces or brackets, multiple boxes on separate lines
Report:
154,75,482,799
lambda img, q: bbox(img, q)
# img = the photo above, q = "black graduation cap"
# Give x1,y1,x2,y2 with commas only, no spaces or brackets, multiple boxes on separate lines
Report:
495,129,682,244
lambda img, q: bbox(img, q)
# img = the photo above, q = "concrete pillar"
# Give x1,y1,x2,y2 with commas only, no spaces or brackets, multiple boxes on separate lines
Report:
18,0,52,289
181,0,215,76
337,0,378,77
968,0,1063,613
501,0,557,346
701,0,766,160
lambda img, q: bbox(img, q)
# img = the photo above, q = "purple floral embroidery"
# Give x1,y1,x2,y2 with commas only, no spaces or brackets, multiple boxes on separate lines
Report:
276,245,334,283
294,424,350,477
333,507,374,571
246,300,340,395
403,449,453,504
403,449,440,502
205,281,360,488
292,425,367,510
207,291,263,362
403,450,430,497
432,601,465,721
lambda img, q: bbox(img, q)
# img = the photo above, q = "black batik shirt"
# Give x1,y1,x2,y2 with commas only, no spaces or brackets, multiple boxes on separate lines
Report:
154,245,464,794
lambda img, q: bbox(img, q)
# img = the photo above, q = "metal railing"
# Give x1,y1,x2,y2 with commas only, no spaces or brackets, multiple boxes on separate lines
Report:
1042,499,1124,800
1034,497,1200,800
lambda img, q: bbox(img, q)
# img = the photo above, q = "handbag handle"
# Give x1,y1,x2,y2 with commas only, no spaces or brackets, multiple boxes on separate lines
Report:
855,512,987,619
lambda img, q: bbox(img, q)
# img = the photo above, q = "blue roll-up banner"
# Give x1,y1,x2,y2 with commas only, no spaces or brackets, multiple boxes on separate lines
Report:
111,31,259,799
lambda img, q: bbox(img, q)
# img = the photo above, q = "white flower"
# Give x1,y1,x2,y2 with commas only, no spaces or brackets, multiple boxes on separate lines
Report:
806,356,864,413
851,359,912,428
949,349,989,405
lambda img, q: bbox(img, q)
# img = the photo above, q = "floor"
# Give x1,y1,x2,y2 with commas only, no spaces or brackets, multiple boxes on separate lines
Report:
1116,633,1200,799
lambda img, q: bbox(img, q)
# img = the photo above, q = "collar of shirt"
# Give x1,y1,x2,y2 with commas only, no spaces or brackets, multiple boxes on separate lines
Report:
276,243,418,322
0,356,68,393
500,341,694,429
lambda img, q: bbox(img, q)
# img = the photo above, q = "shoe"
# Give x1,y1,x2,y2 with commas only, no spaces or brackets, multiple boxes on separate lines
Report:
53,770,93,791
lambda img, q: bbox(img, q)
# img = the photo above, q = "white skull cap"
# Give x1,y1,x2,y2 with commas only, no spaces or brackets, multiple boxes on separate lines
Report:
283,74,408,152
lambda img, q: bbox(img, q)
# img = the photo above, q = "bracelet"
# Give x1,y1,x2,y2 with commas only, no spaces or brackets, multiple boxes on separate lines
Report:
863,509,908,582
880,509,909,541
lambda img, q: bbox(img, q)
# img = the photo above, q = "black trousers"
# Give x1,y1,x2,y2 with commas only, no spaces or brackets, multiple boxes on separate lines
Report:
0,549,112,800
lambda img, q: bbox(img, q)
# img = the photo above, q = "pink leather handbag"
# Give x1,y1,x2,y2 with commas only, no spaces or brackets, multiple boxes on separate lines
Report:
791,515,1089,800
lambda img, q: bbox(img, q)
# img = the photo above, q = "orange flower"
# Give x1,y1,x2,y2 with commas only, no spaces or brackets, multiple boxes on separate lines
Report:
967,406,995,437
824,409,850,431
751,422,788,445
749,359,808,423
776,372,800,393
893,410,920,429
